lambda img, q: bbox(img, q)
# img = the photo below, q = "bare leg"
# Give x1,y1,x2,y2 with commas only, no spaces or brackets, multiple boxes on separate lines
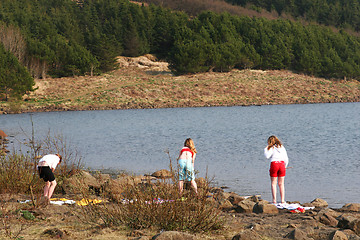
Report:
44,181,51,198
278,177,285,203
178,180,184,195
190,180,198,195
270,177,277,203
44,180,57,199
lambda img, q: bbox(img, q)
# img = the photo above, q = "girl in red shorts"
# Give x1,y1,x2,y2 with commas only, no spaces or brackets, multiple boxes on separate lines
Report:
264,135,289,204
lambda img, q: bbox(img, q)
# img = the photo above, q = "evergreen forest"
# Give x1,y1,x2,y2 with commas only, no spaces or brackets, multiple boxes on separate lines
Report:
224,0,360,31
1,0,360,99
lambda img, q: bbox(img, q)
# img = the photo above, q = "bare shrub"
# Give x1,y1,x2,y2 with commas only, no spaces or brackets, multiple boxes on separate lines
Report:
79,177,223,232
0,120,82,201
78,150,223,233
0,23,26,63
0,153,42,194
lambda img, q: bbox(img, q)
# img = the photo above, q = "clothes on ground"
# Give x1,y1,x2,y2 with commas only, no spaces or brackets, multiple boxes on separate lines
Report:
50,198,77,205
19,198,103,206
274,202,315,213
120,198,175,204
76,198,103,206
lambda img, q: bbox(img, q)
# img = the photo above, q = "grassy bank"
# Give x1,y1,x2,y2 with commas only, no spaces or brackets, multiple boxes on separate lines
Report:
1,61,360,114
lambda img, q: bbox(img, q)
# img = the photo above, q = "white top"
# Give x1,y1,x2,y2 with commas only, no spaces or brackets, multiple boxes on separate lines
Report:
38,154,61,170
264,145,289,168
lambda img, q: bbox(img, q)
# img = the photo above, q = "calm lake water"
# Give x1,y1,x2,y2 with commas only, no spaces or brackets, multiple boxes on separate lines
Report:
1,103,359,208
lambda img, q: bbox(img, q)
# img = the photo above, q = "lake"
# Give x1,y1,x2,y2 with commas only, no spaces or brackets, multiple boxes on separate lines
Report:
1,102,359,208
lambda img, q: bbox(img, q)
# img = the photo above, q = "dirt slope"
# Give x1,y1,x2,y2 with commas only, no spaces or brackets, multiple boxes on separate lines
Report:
1,55,359,114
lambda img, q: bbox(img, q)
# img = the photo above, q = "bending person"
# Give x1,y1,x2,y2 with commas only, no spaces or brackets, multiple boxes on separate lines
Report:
264,135,289,204
37,154,62,203
177,138,198,195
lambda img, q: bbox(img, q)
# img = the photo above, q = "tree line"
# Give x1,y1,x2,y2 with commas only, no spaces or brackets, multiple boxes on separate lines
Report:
1,0,360,99
225,0,360,32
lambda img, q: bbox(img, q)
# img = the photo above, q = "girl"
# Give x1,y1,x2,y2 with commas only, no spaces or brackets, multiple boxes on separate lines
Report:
177,138,198,195
264,135,289,204
38,154,62,203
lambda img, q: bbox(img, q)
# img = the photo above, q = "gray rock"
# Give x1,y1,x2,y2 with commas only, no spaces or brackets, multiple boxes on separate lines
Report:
319,212,339,227
337,214,358,229
63,170,101,193
311,198,328,208
151,169,173,179
341,203,360,212
349,218,360,235
235,199,256,213
253,202,279,214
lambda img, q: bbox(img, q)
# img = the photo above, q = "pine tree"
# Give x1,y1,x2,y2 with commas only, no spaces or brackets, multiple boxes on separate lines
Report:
0,44,34,100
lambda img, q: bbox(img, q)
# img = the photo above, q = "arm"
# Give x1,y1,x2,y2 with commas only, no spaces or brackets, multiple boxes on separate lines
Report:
192,153,196,167
264,147,273,159
283,148,289,168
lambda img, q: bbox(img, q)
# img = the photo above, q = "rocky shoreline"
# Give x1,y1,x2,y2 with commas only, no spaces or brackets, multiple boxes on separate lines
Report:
2,169,359,240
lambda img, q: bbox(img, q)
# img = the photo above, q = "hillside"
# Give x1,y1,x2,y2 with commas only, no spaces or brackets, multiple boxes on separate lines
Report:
1,55,359,114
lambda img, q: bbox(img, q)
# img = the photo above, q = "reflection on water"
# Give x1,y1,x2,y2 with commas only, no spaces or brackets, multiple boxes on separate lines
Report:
1,102,359,208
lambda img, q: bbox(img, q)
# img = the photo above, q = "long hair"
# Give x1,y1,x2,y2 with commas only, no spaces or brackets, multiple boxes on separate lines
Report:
55,153,62,163
184,138,197,154
267,135,282,150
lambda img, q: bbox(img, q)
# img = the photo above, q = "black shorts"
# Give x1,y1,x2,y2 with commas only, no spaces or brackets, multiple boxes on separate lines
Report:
38,166,55,182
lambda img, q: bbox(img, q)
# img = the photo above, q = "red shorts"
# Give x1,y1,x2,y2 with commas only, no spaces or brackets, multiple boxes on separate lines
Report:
269,161,286,177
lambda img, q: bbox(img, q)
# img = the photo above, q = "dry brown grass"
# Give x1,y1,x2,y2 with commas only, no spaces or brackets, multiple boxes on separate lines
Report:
1,60,359,114
79,178,224,233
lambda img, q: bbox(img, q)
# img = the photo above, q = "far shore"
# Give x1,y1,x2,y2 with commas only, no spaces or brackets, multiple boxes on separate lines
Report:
1,64,360,114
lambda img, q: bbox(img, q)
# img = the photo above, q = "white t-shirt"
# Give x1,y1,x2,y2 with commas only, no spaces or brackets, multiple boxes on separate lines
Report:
38,154,61,170
264,145,289,168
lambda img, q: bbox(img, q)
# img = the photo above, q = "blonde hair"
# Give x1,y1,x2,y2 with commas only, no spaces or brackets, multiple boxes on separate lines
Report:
267,135,282,150
184,138,197,154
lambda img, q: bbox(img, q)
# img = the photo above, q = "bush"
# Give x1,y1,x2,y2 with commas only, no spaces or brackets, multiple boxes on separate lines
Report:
0,153,42,194
80,176,224,233
0,131,82,197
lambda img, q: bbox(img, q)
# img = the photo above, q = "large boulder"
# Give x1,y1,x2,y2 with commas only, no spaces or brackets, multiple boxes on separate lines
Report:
337,214,360,234
328,230,348,240
349,218,360,235
316,209,340,227
151,169,173,179
235,199,256,213
311,198,328,208
340,203,360,212
253,201,279,214
63,170,101,193
319,212,338,227
225,192,245,205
